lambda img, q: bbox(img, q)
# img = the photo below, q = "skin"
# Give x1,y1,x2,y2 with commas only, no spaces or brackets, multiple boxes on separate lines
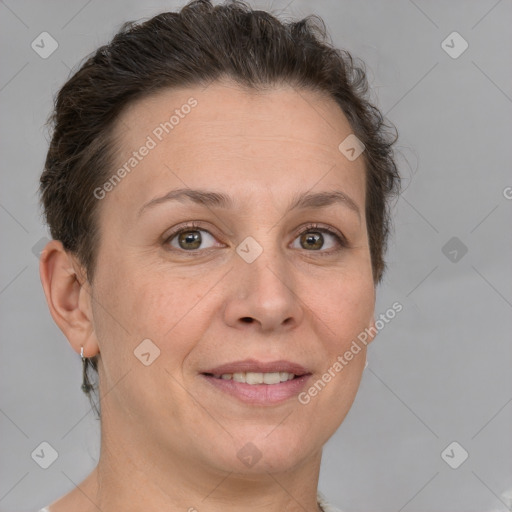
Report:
40,80,377,512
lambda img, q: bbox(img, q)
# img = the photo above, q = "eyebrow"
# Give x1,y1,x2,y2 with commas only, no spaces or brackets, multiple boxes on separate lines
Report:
137,187,361,219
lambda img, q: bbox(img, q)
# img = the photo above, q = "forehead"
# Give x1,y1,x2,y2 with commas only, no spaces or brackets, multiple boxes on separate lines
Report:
108,80,366,214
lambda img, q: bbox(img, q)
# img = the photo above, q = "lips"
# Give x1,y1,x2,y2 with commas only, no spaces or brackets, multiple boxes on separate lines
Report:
201,359,310,376
199,359,312,405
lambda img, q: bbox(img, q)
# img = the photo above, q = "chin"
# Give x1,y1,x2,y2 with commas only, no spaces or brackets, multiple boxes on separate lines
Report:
206,428,318,475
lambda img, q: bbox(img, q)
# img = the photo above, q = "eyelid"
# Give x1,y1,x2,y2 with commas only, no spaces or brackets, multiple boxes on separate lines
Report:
162,220,225,247
291,222,349,254
294,222,348,245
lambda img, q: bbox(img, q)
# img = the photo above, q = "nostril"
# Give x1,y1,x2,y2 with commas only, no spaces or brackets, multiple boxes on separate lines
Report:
241,317,253,323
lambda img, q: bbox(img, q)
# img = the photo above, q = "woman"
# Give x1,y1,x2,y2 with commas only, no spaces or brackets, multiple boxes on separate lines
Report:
37,0,400,510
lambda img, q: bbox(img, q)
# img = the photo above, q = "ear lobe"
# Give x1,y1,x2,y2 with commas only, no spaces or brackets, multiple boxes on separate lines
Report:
39,240,99,357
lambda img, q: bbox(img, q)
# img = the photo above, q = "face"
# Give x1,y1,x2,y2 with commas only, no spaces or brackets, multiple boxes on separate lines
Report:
86,81,376,476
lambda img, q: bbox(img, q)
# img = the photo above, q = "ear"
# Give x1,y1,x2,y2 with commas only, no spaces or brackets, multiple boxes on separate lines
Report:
39,240,99,358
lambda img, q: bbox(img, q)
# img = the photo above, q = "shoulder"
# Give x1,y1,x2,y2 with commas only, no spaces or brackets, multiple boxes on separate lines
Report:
317,491,345,512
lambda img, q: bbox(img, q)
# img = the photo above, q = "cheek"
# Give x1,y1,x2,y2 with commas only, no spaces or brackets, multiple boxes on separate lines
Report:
304,266,375,344
298,272,373,428
90,264,216,414
96,265,216,365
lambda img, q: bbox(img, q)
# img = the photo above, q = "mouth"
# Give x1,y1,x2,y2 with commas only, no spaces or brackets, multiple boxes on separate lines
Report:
199,359,312,405
202,371,302,384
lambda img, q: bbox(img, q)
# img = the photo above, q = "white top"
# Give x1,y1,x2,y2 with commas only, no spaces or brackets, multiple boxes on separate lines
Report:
317,491,345,512
38,492,344,512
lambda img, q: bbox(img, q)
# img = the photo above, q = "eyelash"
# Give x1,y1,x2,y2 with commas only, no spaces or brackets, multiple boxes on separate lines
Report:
294,223,348,255
163,221,348,256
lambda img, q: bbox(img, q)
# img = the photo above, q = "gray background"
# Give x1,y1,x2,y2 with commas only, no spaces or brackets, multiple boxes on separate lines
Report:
0,0,511,511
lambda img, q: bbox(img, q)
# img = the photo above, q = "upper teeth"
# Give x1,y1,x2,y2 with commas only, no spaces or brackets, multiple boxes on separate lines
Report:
213,372,296,384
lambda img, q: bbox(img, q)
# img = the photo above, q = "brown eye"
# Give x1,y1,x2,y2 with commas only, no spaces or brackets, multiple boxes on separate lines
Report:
300,231,324,250
166,227,219,251
290,224,346,254
177,230,202,250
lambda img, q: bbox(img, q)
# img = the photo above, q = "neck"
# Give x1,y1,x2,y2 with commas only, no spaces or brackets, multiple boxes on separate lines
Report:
49,422,325,512
90,439,323,512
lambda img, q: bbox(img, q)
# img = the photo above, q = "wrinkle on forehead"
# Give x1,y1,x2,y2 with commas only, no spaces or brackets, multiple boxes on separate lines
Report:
104,81,367,226
113,80,354,156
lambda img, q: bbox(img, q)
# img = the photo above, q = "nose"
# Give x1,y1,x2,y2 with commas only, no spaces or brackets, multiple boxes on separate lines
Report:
222,245,304,334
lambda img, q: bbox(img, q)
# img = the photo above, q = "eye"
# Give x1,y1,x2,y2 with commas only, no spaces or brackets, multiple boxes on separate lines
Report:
290,223,346,254
164,222,222,252
163,221,347,255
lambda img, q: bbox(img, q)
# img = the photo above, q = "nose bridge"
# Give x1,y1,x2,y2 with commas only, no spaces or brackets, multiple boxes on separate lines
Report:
236,222,290,284
242,244,289,296
225,231,303,332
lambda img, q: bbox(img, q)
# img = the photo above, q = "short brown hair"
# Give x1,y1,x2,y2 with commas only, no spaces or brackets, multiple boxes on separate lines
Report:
39,0,400,404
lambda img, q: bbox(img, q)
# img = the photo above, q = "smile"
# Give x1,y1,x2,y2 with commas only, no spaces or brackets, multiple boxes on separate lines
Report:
200,372,311,405
205,371,297,384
